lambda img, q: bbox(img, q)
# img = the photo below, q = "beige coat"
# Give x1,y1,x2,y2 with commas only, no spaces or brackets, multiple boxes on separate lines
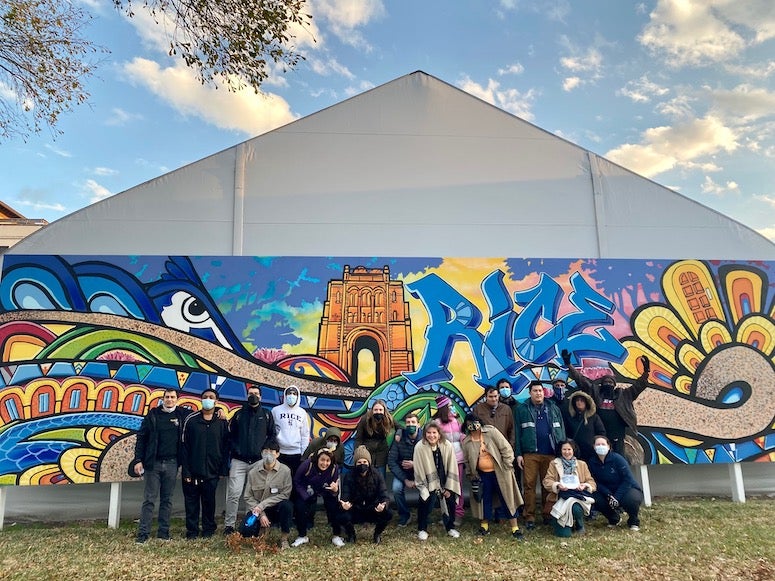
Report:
462,425,524,519
542,457,596,505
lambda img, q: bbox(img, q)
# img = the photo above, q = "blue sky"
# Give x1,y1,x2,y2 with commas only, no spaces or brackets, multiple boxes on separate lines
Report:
1,0,774,242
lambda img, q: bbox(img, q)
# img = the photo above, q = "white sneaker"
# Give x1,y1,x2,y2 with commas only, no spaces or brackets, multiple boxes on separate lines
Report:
331,536,345,547
629,525,640,532
418,530,429,541
291,536,309,547
447,528,460,538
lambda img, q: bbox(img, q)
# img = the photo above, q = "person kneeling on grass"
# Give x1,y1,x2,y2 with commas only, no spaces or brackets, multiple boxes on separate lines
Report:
461,414,524,540
413,421,462,541
587,435,643,531
542,439,596,537
240,440,293,549
336,445,393,544
291,449,344,548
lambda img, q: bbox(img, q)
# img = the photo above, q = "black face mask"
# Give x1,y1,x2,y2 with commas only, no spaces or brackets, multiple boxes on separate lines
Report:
356,464,370,475
373,413,384,422
247,394,260,407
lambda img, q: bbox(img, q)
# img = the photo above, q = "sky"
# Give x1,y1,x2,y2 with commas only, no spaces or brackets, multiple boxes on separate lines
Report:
1,0,774,243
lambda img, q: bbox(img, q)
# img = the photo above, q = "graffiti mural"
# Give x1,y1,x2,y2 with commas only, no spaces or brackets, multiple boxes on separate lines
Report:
0,255,773,485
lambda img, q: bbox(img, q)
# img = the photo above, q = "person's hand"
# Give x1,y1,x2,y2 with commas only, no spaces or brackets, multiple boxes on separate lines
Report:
340,500,352,511
516,455,524,469
375,501,386,512
561,349,572,367
327,480,339,493
558,483,568,491
405,479,415,489
608,495,620,510
259,514,270,528
401,460,413,469
641,355,651,375
134,462,144,477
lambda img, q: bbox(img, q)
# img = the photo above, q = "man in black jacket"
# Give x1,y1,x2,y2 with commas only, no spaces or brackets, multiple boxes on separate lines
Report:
223,385,275,535
387,412,422,526
132,388,192,543
181,388,230,539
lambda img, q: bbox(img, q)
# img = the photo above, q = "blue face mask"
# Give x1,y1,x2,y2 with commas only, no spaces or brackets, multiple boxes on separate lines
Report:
499,387,511,398
201,398,215,411
286,394,298,407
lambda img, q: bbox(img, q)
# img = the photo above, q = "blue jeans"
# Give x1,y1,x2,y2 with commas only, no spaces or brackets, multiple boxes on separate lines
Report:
138,459,178,538
391,476,411,523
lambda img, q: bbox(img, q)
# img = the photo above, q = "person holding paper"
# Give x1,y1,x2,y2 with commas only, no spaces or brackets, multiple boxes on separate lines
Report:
542,439,596,537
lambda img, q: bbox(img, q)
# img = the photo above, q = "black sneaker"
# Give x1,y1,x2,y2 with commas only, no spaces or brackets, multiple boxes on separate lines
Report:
512,529,525,541
477,527,490,536
156,533,171,541
525,521,536,531
373,533,382,545
223,526,235,536
346,532,356,544
135,534,149,544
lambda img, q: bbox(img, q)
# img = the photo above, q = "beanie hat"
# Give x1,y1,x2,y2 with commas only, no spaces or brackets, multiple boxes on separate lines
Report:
435,394,451,408
352,445,372,465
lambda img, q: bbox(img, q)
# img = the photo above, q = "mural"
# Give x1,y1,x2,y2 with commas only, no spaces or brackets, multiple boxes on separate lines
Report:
0,255,773,486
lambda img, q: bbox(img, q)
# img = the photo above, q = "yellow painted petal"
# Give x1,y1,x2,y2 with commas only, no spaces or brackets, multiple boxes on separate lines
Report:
632,305,691,365
736,315,775,356
676,343,706,376
721,267,765,325
698,320,733,354
60,448,100,484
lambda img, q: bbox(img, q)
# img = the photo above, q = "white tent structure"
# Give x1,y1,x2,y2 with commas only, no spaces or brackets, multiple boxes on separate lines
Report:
9,71,775,259
3,71,774,525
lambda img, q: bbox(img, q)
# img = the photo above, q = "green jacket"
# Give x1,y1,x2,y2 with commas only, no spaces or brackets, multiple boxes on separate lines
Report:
513,399,565,457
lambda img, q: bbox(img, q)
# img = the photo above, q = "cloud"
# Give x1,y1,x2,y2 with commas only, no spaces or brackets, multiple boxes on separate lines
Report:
558,36,604,90
724,61,775,79
457,76,537,121
498,63,525,76
638,0,775,67
121,58,297,136
757,225,775,242
82,179,113,203
605,115,739,177
562,76,581,92
754,194,775,208
700,175,739,196
13,197,66,213
617,75,670,103
307,56,355,79
91,167,118,177
44,143,72,158
709,84,775,123
105,107,143,127
312,0,385,50
344,79,376,97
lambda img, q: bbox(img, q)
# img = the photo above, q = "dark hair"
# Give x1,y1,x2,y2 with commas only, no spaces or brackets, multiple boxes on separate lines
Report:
163,388,178,396
432,405,451,423
496,378,511,389
593,435,611,447
485,386,499,396
557,439,579,458
263,439,280,452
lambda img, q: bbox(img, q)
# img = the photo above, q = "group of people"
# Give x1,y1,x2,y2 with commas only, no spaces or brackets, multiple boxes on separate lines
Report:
133,349,650,547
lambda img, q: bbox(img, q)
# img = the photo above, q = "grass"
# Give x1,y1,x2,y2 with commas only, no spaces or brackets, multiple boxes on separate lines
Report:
1,498,774,580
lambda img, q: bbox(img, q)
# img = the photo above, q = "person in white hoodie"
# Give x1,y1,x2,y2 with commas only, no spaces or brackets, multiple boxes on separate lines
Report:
272,385,311,477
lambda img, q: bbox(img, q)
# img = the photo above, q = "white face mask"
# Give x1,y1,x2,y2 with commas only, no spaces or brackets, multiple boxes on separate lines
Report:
201,398,215,411
286,394,298,407
595,444,610,456
262,451,276,466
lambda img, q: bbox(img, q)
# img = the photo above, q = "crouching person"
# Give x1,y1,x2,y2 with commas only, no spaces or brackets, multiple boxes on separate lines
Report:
291,449,344,548
240,440,293,549
543,439,596,537
336,445,393,544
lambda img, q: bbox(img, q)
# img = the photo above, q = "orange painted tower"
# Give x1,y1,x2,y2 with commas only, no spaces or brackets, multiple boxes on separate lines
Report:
317,265,414,386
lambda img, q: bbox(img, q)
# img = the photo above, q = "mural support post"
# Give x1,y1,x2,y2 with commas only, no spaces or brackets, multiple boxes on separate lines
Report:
0,486,7,530
639,465,652,507
108,482,122,528
729,463,746,503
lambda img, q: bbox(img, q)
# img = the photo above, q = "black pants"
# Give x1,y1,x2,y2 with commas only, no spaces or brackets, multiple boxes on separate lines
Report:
418,493,457,532
592,487,643,527
182,477,219,538
294,494,343,536
335,505,393,538
239,499,294,537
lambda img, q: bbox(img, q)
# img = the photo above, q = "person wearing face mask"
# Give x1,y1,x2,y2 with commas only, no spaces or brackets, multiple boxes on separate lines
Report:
181,388,229,539
355,399,396,479
387,412,423,526
241,440,294,549
588,435,643,531
337,446,393,544
223,385,276,535
132,388,192,543
432,395,466,527
272,385,311,478
563,350,651,457
303,427,345,466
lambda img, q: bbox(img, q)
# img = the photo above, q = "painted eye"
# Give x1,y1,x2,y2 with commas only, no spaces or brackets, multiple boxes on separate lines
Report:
182,296,209,324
